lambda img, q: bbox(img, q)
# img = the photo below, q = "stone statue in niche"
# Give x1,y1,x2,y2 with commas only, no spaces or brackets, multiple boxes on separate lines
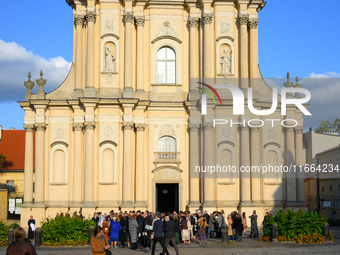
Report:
104,46,116,72
220,47,232,75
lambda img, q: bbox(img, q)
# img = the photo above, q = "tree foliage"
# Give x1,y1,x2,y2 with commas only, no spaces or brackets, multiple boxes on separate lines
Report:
315,118,340,133
0,153,6,168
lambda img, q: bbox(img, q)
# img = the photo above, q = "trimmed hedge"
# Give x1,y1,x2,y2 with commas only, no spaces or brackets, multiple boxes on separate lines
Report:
41,215,96,246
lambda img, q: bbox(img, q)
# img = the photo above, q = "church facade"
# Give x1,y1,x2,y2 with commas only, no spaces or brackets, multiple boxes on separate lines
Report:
19,0,307,226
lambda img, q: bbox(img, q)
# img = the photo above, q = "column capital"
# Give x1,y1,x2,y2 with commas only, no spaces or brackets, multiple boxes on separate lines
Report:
84,121,96,130
122,122,134,130
294,126,304,134
73,123,84,131
238,125,249,131
248,18,259,29
284,127,295,133
135,123,146,131
74,15,84,26
202,14,213,24
35,123,47,131
250,127,260,132
188,17,199,27
237,14,249,25
135,16,145,26
203,122,214,130
189,124,200,132
86,11,96,23
23,124,35,132
123,12,134,23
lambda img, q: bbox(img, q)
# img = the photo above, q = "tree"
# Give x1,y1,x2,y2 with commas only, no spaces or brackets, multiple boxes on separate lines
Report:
0,153,6,168
315,118,340,133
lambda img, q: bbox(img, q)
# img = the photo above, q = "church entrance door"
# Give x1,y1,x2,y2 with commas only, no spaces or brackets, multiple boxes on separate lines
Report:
156,183,179,213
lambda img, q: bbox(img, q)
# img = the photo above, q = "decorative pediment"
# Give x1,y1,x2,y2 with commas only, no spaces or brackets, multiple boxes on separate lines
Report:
159,124,176,138
152,21,182,44
156,21,177,38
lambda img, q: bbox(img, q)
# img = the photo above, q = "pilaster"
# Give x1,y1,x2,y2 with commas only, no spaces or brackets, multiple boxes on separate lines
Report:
84,11,96,98
202,14,213,79
123,12,134,98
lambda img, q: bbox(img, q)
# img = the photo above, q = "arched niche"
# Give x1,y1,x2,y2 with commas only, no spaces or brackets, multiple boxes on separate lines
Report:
50,144,68,184
216,40,234,76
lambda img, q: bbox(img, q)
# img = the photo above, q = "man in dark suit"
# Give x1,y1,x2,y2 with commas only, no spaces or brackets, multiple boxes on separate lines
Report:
151,213,169,255
161,215,179,255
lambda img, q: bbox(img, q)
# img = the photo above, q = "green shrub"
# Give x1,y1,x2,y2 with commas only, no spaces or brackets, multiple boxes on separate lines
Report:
0,221,9,246
41,215,96,246
262,209,328,243
8,223,20,229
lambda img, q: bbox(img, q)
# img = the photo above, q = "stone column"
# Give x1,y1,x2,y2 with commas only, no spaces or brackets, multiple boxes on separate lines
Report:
34,123,47,207
189,17,199,91
23,124,35,205
135,16,145,93
83,121,96,207
248,18,259,92
121,122,134,209
285,127,297,203
237,14,249,90
240,126,251,204
84,11,96,97
250,127,261,203
188,124,201,210
123,12,134,98
73,15,84,98
202,14,213,79
71,123,83,207
203,123,215,208
295,126,305,203
135,123,146,208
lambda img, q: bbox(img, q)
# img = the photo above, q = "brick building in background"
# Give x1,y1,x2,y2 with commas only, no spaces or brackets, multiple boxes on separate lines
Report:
0,126,35,224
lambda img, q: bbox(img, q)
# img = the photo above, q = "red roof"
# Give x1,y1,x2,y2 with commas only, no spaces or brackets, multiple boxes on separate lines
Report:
0,130,35,171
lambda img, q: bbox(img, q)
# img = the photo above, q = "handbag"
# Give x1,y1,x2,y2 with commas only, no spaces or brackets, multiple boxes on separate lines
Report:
245,225,248,229
105,239,112,255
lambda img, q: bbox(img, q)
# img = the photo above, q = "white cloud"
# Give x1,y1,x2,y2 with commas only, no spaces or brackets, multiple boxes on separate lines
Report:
309,72,340,78
0,39,71,102
301,72,340,129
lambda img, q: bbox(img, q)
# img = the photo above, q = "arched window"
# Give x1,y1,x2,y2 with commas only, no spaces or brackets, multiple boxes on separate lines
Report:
158,136,176,152
157,47,176,84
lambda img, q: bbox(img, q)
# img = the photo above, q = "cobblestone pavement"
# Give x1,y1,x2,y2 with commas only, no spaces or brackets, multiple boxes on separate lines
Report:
1,227,340,255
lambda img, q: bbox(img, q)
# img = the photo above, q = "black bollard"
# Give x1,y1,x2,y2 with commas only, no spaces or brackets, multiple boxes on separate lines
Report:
221,222,229,243
8,228,15,245
35,228,42,247
88,226,95,245
272,223,278,242
323,222,330,241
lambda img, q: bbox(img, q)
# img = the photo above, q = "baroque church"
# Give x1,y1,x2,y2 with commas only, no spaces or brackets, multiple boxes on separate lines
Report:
19,0,307,226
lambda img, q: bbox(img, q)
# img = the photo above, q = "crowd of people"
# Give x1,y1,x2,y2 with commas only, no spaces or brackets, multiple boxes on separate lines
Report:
5,208,270,255
90,209,270,255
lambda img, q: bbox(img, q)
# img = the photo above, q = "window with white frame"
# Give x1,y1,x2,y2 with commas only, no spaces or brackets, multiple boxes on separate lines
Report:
157,47,176,84
158,136,176,152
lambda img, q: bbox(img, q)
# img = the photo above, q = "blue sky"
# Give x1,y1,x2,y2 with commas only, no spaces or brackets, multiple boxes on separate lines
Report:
0,0,339,130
